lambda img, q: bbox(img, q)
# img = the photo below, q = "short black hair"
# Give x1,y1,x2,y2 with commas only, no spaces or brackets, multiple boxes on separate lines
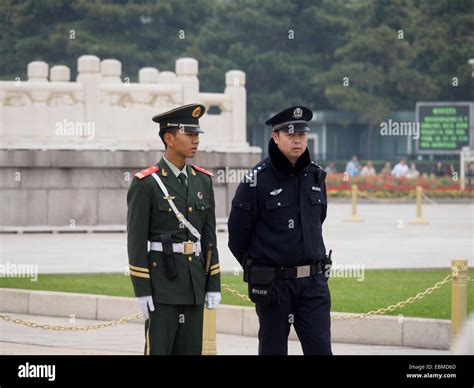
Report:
159,127,179,149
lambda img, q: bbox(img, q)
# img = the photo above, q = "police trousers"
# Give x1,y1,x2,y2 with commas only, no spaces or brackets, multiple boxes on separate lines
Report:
255,271,332,355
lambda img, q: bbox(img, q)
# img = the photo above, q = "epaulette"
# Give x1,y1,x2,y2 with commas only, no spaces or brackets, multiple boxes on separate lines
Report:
192,164,214,179
134,165,159,179
245,161,268,181
311,161,327,184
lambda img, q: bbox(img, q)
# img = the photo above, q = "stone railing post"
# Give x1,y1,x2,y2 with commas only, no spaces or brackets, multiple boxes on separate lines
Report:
77,55,101,139
176,58,199,104
225,70,246,145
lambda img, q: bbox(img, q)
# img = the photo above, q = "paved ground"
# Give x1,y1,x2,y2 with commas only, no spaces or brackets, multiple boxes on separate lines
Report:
1,203,472,274
0,313,450,355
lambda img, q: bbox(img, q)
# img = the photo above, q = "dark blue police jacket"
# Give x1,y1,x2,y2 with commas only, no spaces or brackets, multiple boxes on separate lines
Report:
228,138,328,268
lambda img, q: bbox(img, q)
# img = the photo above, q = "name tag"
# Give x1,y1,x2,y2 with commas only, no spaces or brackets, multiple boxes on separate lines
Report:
312,186,321,192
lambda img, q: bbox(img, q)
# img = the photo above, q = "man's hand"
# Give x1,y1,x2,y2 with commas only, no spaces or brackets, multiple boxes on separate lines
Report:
205,292,222,310
137,295,154,319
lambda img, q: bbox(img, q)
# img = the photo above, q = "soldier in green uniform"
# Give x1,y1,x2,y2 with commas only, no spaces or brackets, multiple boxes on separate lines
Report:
127,103,221,355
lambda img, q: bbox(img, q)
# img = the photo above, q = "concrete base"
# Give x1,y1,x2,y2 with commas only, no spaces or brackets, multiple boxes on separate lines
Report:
0,288,451,350
0,149,261,227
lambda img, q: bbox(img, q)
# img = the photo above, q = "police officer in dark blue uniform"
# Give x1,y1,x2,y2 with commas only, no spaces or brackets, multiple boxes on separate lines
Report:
228,106,332,355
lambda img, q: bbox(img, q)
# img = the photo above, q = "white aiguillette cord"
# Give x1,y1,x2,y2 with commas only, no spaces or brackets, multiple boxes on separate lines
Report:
151,172,201,241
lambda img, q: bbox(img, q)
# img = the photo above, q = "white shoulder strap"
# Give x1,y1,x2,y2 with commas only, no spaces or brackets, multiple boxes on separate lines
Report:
151,172,201,241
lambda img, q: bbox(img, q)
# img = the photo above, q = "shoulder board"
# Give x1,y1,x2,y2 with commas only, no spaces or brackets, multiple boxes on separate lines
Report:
134,165,159,179
245,161,268,180
192,164,214,179
310,161,327,183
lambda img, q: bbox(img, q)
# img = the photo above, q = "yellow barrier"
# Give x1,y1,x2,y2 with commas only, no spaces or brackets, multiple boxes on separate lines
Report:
409,186,429,225
451,259,468,348
344,184,364,222
202,309,217,355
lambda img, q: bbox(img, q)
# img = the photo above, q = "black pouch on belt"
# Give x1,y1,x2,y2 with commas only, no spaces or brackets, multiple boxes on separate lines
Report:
243,254,254,283
248,266,277,305
161,234,177,279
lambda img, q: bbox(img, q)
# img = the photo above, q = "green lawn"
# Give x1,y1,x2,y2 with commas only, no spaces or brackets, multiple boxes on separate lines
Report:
0,269,472,320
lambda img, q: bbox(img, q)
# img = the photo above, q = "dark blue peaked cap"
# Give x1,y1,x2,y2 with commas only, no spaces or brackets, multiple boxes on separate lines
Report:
265,106,313,132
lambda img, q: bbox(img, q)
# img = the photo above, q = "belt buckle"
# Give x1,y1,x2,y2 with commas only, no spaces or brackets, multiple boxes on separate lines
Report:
296,265,310,278
183,241,194,255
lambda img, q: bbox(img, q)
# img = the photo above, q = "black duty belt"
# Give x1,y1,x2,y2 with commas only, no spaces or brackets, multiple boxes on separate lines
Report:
277,262,322,279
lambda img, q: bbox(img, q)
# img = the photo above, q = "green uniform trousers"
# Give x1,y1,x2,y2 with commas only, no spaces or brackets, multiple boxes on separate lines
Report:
144,304,204,355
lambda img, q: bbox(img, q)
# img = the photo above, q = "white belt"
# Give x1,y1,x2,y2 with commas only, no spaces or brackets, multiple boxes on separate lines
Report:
150,241,201,256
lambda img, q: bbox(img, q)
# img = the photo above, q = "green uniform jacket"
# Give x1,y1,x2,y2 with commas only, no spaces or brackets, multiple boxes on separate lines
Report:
127,158,221,305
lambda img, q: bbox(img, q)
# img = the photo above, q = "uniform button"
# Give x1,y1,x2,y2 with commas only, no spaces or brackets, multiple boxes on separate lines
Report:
188,207,193,212
188,256,193,262
168,208,172,212
152,262,157,267
318,199,321,202
304,173,307,176
277,202,281,206
201,206,204,210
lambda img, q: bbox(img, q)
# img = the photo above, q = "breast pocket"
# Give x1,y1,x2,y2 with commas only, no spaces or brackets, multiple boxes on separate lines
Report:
194,199,211,229
195,199,211,213
263,197,297,229
157,199,172,213
309,192,327,223
152,198,180,230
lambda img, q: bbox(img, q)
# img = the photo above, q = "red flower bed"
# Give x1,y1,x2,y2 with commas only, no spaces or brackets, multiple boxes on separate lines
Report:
325,173,474,197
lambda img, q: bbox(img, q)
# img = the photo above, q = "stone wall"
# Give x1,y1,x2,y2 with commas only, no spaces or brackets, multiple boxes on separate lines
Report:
0,149,261,229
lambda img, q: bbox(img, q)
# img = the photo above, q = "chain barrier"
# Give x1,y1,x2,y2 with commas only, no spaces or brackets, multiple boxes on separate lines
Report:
0,272,467,329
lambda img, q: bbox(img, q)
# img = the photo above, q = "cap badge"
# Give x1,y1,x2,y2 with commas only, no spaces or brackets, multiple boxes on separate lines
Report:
293,107,303,119
192,107,201,117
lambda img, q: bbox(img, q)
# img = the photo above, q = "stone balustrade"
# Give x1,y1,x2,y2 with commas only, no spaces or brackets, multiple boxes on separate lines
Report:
0,55,251,152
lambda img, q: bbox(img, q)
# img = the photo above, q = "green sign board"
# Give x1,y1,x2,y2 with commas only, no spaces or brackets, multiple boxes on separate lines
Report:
416,103,470,153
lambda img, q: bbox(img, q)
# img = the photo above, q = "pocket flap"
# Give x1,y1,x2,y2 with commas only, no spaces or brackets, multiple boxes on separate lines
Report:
195,199,211,211
232,198,252,211
310,193,327,205
250,266,276,285
265,198,291,210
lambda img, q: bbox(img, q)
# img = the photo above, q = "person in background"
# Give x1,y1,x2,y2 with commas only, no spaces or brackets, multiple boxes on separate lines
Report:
433,161,444,177
345,155,360,177
444,163,455,178
467,162,474,187
360,160,376,176
325,162,337,174
391,158,409,178
379,162,392,176
406,163,420,179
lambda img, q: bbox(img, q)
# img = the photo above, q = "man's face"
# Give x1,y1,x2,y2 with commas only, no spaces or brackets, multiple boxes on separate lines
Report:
165,129,200,158
272,131,307,160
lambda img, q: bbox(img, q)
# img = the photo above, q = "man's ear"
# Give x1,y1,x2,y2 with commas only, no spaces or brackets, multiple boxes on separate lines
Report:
164,132,175,148
271,131,279,144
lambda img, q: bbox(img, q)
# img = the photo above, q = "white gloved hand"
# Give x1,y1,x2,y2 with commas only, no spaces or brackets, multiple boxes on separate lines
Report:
137,296,155,319
205,292,222,310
